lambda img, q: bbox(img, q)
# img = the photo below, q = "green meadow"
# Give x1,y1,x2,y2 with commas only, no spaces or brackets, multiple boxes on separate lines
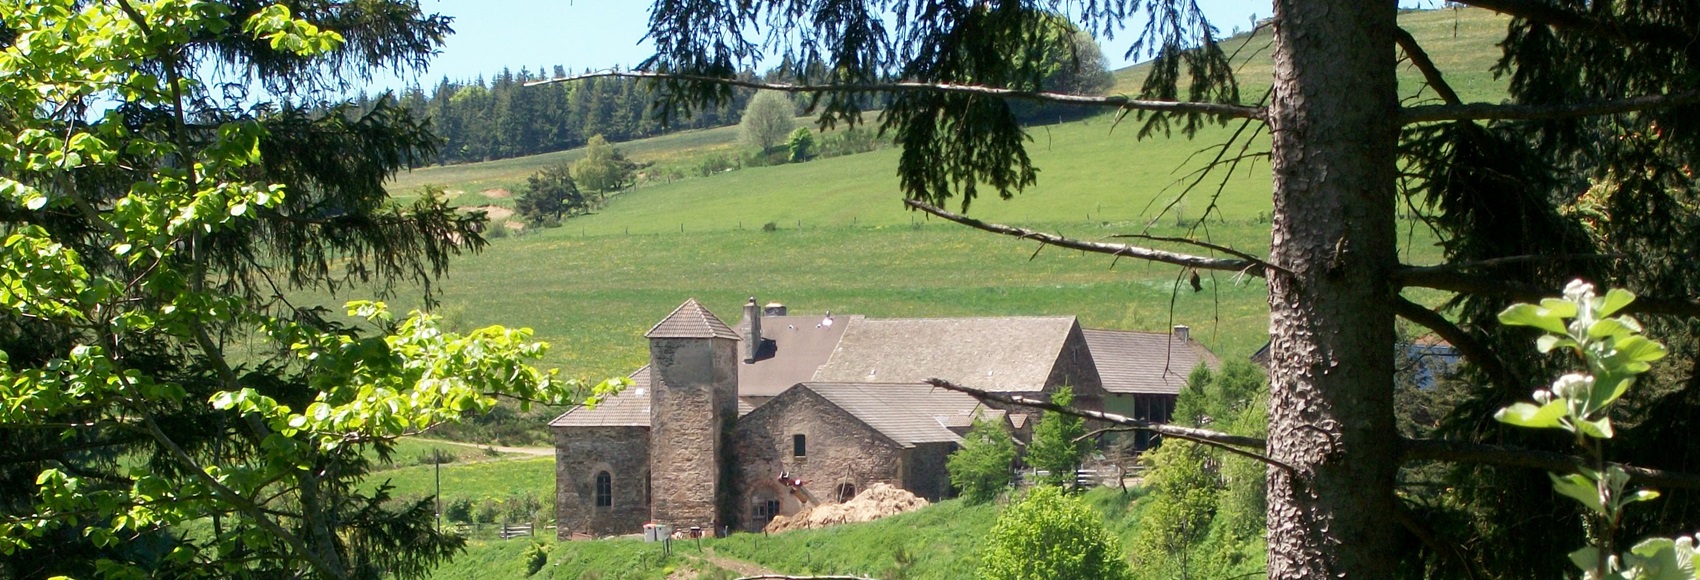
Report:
348,8,1508,424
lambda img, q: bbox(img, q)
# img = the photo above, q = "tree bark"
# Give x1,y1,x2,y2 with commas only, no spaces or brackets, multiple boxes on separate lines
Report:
1265,1,1401,578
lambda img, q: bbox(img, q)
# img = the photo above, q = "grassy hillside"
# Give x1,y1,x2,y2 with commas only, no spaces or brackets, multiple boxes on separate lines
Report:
429,488,1145,580
337,8,1504,425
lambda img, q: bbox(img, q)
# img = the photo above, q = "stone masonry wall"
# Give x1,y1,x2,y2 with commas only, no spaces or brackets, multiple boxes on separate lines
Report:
902,442,957,501
554,426,649,538
732,388,904,531
648,337,739,532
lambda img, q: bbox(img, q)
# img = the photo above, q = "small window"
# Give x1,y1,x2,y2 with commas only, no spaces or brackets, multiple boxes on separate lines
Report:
595,471,612,507
792,434,806,457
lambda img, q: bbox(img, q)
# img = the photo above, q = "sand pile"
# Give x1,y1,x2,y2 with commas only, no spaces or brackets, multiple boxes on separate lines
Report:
764,483,928,533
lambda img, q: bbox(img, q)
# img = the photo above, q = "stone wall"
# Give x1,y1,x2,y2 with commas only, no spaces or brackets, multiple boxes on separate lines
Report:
647,337,739,531
1043,323,1107,409
902,442,957,501
732,388,904,531
554,426,649,538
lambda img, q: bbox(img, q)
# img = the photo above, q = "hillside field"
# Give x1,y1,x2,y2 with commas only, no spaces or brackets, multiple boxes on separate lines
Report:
342,8,1507,430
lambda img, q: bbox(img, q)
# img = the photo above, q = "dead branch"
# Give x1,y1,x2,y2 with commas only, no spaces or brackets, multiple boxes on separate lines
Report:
1402,91,1700,124
923,379,1289,472
526,70,1268,121
1402,439,1700,490
931,380,1700,490
1391,296,1522,393
904,200,1263,275
1394,27,1462,106
1393,269,1700,318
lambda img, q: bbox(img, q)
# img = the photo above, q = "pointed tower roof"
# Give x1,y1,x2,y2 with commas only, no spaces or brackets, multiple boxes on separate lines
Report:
646,298,740,340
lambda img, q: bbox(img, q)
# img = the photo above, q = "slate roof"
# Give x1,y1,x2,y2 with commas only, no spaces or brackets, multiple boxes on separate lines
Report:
810,317,1079,392
549,365,753,428
731,314,859,397
798,382,994,447
1082,329,1221,395
646,298,740,340
549,366,653,427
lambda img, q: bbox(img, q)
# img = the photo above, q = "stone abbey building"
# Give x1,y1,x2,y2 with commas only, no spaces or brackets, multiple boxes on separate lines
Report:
549,298,1217,537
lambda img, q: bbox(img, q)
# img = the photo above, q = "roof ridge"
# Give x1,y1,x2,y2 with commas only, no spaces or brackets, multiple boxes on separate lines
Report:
645,298,740,340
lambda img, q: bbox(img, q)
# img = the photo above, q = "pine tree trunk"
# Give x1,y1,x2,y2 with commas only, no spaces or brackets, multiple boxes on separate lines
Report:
1265,0,1401,577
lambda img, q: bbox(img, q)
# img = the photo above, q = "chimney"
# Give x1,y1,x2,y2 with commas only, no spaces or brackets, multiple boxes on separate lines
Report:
1173,325,1190,342
763,302,787,317
744,297,761,363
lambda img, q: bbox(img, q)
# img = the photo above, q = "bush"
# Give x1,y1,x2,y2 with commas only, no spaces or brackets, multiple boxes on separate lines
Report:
948,418,1016,504
523,540,550,576
978,486,1132,580
1025,387,1087,488
761,221,778,232
475,499,501,525
486,223,509,239
786,127,815,162
445,497,474,524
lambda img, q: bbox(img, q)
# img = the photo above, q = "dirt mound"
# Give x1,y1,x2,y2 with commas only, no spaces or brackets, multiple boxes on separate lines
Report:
467,205,514,221
764,483,928,533
481,188,511,199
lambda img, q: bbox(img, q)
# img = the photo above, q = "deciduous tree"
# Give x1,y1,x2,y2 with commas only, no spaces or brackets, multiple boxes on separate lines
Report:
0,2,611,578
740,90,796,152
947,418,1018,503
572,134,637,194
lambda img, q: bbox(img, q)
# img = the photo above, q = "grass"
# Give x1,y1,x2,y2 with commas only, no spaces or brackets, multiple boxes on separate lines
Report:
428,487,1142,579
364,437,506,472
427,537,692,580
365,455,553,501
707,493,1005,579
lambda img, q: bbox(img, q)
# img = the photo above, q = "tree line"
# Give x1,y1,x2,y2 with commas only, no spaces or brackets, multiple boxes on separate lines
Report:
381,68,757,165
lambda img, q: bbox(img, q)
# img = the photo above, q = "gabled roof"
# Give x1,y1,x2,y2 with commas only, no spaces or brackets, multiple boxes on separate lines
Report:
550,366,653,427
646,298,740,340
731,314,859,397
811,317,1078,392
797,382,992,447
1083,329,1220,395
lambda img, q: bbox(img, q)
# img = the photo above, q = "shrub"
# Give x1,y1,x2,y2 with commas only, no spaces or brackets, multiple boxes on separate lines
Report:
486,223,509,238
1025,387,1087,488
786,127,815,162
978,486,1132,580
475,498,501,525
948,418,1016,504
523,540,550,576
761,221,778,232
445,496,474,524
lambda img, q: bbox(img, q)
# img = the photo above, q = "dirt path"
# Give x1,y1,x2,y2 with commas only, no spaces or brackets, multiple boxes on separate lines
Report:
696,548,781,577
415,438,552,457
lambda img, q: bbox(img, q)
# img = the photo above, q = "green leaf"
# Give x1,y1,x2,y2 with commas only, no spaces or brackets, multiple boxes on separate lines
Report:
1551,472,1606,513
1624,489,1661,505
1623,536,1695,580
1595,288,1636,318
1498,304,1570,336
1568,546,1600,575
1494,401,1569,430
1575,417,1614,439
24,195,47,210
1539,298,1579,319
1615,336,1668,364
1588,317,1635,339
1537,334,1577,353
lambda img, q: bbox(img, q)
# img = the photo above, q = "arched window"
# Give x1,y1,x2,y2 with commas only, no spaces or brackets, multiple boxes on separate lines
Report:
835,482,857,503
792,434,806,457
595,471,612,507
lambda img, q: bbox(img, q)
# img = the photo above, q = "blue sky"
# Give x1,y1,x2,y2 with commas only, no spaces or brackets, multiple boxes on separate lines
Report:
373,0,1284,92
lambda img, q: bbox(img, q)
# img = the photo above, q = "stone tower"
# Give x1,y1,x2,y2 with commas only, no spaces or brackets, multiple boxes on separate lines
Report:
645,298,740,532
